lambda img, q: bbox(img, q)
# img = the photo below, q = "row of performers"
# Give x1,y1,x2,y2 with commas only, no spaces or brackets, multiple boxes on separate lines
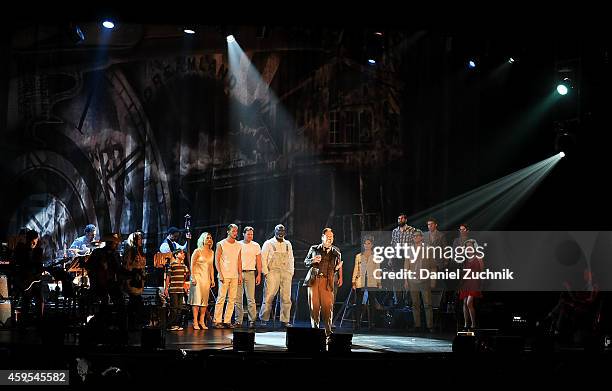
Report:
157,216,483,334
67,223,343,335
15,215,483,334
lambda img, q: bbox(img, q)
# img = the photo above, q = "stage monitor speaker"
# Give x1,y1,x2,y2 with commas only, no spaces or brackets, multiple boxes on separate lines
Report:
452,332,476,353
79,314,129,347
286,326,326,353
0,301,11,327
327,333,352,353
0,274,8,299
41,312,69,346
141,326,165,350
233,330,255,352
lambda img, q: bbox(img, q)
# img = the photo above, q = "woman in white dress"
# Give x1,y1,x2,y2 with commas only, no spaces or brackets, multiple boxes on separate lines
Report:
189,232,215,329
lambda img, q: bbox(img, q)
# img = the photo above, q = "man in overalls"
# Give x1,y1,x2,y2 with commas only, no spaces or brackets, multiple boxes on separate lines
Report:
259,224,295,327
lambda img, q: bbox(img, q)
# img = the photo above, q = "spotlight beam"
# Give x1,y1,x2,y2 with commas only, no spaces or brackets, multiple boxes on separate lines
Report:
408,153,563,229
227,37,292,158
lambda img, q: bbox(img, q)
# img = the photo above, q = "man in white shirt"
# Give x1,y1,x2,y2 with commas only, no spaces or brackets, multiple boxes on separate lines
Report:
259,224,294,327
213,224,243,328
235,226,262,328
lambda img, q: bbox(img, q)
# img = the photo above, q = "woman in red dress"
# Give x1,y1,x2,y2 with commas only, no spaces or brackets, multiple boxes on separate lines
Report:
459,239,484,330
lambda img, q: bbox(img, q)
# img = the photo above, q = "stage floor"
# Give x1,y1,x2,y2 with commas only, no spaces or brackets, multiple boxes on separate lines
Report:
0,326,454,354
3,326,612,386
164,328,454,353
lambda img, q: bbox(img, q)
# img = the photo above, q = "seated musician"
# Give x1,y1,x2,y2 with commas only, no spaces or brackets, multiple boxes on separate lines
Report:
70,224,102,256
13,229,45,324
159,227,187,254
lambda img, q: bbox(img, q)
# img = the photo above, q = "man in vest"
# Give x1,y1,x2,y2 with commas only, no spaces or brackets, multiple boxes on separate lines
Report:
304,227,342,337
159,226,187,254
259,224,294,328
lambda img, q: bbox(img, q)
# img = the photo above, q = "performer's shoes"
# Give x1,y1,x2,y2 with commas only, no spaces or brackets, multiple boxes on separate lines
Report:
248,321,256,328
212,323,225,329
224,323,235,329
199,322,208,330
193,323,200,330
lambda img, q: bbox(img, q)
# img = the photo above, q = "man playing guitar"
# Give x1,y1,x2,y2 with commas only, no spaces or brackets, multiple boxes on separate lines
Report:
69,224,104,256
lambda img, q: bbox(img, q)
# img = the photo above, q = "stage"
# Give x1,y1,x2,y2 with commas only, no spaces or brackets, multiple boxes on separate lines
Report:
0,325,454,354
2,324,612,386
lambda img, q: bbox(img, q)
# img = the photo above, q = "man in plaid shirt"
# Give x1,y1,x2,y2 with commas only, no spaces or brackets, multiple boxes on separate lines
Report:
391,214,416,247
388,213,417,306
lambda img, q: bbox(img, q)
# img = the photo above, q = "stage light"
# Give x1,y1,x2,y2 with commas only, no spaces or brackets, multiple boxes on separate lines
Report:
63,23,85,45
226,35,235,43
468,60,476,69
102,20,115,29
184,29,195,35
554,121,577,156
557,76,573,96
508,57,515,64
555,132,575,155
75,25,85,42
364,30,384,66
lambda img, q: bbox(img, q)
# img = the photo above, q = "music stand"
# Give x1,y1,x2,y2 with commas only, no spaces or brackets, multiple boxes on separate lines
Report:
67,256,87,273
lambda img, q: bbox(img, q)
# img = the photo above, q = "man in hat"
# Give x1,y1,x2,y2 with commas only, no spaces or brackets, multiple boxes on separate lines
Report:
159,227,187,254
